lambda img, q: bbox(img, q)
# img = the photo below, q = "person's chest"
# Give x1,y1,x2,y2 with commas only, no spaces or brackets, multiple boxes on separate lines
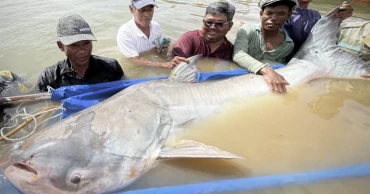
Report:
194,37,232,60
58,68,111,86
135,31,161,53
265,34,285,51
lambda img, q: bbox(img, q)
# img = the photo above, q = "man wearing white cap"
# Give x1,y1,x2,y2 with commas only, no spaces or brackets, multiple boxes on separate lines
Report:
37,13,124,92
117,0,189,69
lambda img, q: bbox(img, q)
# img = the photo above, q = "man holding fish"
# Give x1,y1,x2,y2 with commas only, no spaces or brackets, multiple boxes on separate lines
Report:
233,0,298,94
117,0,190,69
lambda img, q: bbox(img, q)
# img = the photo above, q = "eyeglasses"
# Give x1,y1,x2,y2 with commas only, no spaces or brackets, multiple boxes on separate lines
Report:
202,19,230,28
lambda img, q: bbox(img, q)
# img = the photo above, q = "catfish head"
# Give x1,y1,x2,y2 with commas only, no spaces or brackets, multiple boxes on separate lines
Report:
4,137,149,194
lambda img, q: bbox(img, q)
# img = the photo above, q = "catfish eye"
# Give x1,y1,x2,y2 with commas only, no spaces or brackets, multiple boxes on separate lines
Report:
71,174,81,184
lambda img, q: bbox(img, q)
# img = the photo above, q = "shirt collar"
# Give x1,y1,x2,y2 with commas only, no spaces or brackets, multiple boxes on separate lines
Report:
60,56,94,75
130,17,152,38
59,59,74,75
255,23,293,42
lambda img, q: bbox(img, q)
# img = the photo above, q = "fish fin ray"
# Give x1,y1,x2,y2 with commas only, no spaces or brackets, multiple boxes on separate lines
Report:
158,140,244,159
168,55,201,83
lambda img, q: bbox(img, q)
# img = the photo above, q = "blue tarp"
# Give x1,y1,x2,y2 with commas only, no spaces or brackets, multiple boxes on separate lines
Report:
5,64,370,194
121,163,370,194
51,65,284,119
3,162,370,194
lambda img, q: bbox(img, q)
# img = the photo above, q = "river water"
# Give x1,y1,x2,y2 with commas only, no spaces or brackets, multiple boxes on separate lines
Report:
0,0,369,80
0,0,370,193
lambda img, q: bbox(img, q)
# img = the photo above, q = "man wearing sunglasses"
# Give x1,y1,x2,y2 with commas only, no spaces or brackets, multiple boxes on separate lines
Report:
171,2,235,60
117,0,189,69
233,0,297,94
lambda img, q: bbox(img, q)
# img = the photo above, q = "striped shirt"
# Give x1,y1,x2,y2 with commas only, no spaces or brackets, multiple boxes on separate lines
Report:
233,24,294,74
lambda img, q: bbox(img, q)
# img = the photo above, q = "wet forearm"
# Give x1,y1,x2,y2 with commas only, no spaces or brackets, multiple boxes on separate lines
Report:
233,50,267,74
129,57,167,68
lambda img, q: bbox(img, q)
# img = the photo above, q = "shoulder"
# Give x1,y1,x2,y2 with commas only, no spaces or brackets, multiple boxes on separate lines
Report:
306,9,321,20
117,20,135,36
37,60,66,90
150,20,161,37
179,30,198,39
309,9,321,16
40,60,65,76
175,30,199,44
91,55,124,78
118,19,134,30
91,55,119,67
237,24,257,36
151,20,161,29
225,38,234,49
293,8,321,19
185,30,198,36
174,30,201,49
240,24,257,32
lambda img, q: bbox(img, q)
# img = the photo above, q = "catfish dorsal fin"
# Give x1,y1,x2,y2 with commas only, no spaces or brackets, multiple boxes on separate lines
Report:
168,55,201,83
158,140,244,160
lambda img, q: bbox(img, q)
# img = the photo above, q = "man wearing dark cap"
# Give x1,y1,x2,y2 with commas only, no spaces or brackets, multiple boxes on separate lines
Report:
37,13,124,92
233,0,297,94
117,0,189,69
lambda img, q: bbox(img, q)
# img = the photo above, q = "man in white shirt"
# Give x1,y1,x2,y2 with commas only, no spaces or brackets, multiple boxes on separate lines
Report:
117,0,189,68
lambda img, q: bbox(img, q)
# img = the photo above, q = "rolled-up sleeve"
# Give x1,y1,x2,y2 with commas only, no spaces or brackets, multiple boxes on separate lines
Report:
233,28,266,74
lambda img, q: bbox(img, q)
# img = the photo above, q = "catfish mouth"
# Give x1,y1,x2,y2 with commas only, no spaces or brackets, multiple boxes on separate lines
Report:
12,162,38,175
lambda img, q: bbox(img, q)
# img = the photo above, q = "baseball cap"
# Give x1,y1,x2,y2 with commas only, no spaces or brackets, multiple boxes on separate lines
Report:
258,0,298,10
57,13,97,45
131,0,158,9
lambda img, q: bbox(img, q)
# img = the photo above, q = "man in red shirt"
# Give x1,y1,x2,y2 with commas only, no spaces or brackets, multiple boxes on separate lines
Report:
171,2,235,60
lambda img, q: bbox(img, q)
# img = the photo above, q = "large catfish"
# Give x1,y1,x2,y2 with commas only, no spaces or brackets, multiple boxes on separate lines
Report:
4,4,370,194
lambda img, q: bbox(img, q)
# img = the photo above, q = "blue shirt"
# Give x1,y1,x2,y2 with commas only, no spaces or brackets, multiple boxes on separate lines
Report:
283,7,321,53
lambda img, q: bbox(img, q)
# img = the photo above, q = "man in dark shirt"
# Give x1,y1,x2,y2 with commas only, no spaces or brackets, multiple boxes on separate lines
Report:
283,0,353,53
37,13,124,92
172,2,235,60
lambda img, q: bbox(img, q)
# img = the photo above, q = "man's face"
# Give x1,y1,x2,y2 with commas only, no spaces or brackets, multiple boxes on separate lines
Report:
58,40,92,67
201,13,233,43
130,5,154,28
260,5,291,32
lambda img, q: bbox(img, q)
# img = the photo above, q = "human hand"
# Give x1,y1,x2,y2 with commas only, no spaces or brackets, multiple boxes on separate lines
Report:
336,2,353,20
161,56,190,69
157,44,169,54
157,37,171,54
259,66,289,93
